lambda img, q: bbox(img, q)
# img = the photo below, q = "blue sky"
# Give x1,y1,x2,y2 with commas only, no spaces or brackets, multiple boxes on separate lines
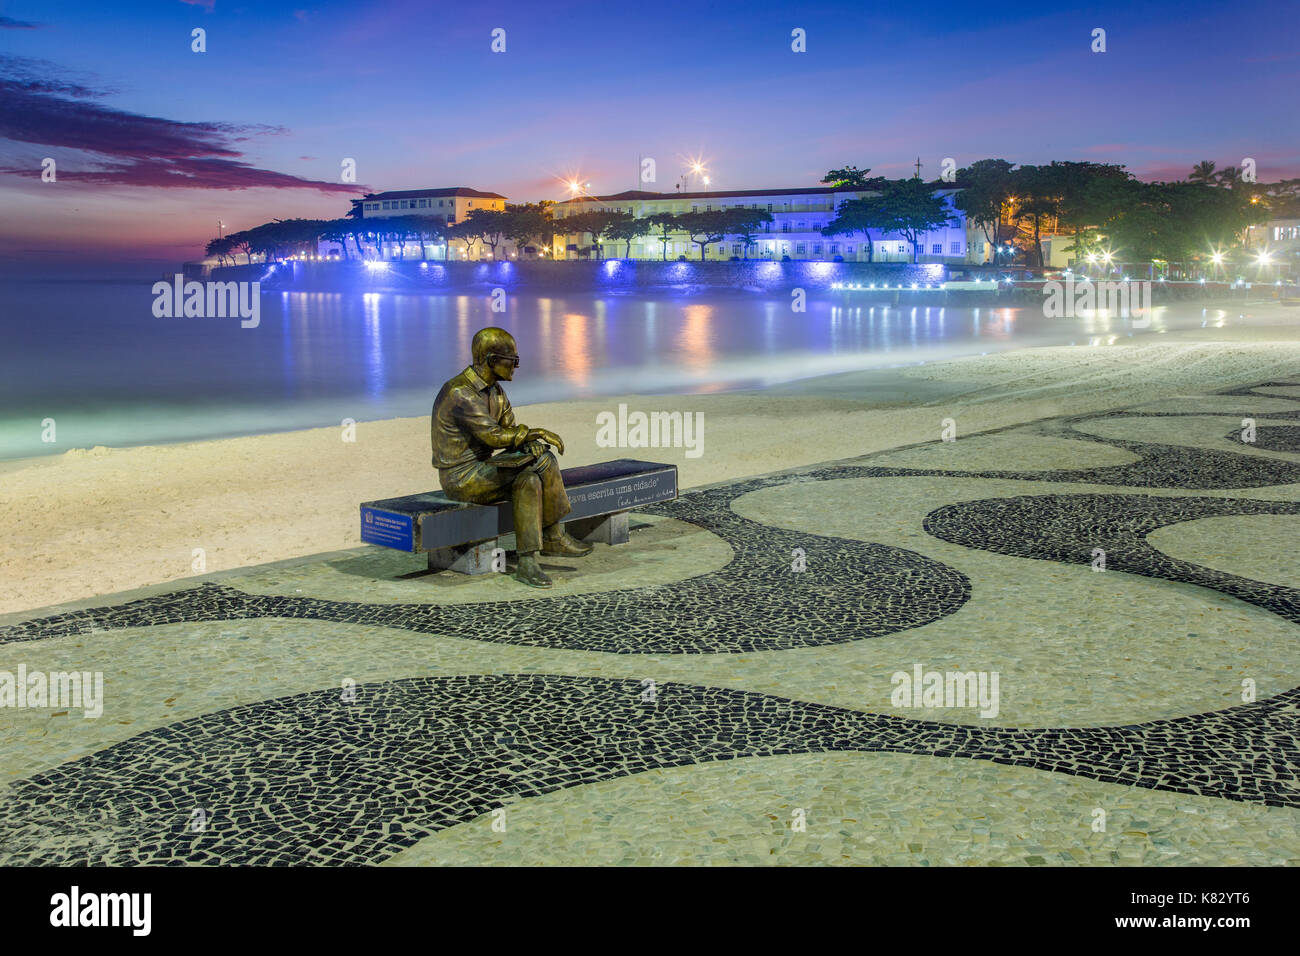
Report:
1,0,1294,266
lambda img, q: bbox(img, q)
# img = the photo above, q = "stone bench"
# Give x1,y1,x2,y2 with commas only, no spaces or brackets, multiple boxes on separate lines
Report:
360,458,679,574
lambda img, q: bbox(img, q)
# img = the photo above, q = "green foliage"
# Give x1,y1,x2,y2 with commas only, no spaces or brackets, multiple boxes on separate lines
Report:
603,213,648,257
645,213,681,261
820,166,883,190
502,202,554,257
953,159,1014,259
675,210,731,260
724,208,773,258
826,180,951,263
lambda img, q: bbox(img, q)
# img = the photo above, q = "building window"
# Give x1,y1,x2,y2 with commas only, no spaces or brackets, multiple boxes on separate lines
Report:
845,244,854,254
418,199,428,208
439,200,445,207
951,242,962,255
382,201,391,209
830,243,840,253
782,222,791,233
813,243,822,254
796,243,806,254
898,243,906,254
932,243,942,255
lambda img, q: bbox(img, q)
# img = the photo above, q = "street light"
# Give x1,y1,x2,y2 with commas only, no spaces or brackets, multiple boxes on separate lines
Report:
680,156,710,192
563,177,593,197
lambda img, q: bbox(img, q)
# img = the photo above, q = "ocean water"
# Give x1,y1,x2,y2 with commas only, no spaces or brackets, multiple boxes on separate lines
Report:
0,277,1233,460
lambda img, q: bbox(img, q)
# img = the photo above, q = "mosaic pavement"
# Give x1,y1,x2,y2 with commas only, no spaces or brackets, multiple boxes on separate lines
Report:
2,380,1299,865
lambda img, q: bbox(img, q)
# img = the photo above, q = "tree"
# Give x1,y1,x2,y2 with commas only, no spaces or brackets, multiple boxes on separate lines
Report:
464,208,509,258
1102,181,1266,265
404,216,444,259
447,219,483,259
205,235,235,266
645,213,680,261
1047,161,1132,266
558,210,625,259
1007,165,1066,268
1189,160,1217,185
820,166,884,190
675,210,729,260
387,218,413,259
603,213,646,258
724,208,773,259
1215,166,1243,188
874,179,954,263
822,193,894,263
953,159,1015,265
503,202,555,258
320,218,361,259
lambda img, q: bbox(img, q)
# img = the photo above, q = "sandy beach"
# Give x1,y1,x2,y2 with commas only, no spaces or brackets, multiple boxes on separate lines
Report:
4,310,1300,616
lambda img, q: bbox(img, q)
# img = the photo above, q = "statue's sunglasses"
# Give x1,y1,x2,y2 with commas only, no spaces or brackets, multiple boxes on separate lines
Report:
488,352,521,368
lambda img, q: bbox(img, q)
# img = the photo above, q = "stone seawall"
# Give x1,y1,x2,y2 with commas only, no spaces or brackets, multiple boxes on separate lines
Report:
208,258,957,294
199,259,1258,304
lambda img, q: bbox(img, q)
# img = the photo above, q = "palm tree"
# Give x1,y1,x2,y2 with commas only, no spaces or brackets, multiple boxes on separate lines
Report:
1188,161,1217,185
1215,167,1242,188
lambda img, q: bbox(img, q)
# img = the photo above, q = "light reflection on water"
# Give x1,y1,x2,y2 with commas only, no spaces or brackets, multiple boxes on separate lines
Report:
0,282,1239,459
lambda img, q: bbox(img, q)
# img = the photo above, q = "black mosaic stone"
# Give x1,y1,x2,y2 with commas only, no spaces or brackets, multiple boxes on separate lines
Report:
824,411,1300,489
1227,425,1300,453
2,378,1299,867
1215,381,1300,397
923,493,1300,624
0,674,1294,866
0,478,970,654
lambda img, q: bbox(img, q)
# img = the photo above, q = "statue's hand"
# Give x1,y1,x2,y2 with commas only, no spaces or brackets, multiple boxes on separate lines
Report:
526,428,565,455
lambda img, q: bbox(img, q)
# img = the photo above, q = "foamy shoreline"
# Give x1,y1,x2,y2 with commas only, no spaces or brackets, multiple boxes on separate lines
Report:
4,315,1300,616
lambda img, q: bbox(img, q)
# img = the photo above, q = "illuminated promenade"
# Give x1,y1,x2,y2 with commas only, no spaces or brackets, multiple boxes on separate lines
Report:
2,377,1298,865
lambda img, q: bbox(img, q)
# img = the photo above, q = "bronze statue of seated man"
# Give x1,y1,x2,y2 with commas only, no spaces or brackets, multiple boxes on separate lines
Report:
431,326,592,588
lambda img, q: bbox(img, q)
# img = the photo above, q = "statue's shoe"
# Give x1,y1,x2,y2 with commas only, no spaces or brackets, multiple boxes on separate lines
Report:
514,561,553,588
541,532,594,557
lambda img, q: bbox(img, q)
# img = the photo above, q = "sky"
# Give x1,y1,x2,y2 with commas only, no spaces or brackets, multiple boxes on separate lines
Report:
0,0,1295,271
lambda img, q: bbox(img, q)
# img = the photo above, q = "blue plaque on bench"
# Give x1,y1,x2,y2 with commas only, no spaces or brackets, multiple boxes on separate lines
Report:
360,506,415,551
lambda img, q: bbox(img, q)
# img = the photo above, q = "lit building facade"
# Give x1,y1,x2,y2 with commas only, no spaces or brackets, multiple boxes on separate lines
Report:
351,187,506,222
550,185,973,263
1247,218,1300,277
350,187,507,260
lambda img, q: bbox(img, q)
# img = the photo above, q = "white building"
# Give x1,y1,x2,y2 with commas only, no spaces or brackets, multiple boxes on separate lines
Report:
550,184,973,263
351,186,506,222
350,187,507,260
